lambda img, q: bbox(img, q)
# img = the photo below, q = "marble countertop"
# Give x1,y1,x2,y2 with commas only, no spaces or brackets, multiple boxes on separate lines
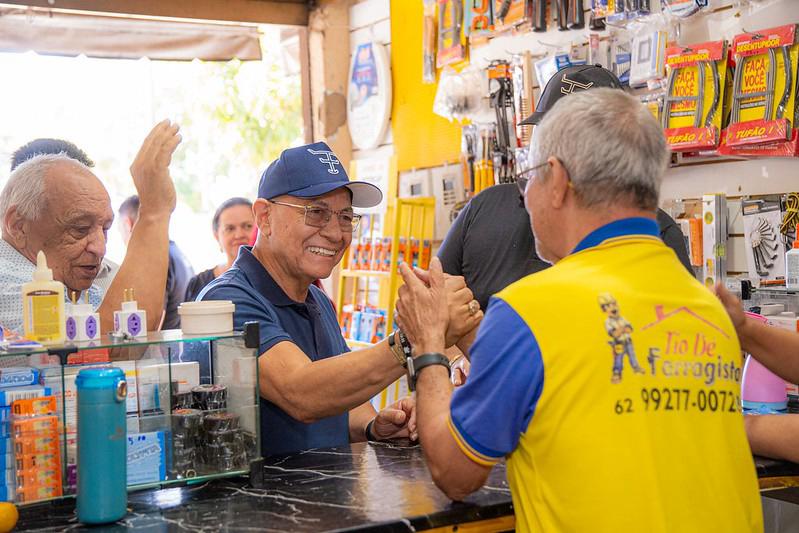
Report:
15,440,513,532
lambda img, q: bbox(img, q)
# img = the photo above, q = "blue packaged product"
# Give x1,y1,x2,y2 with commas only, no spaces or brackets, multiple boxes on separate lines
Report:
126,431,166,486
0,437,8,455
0,368,39,389
0,484,13,502
0,386,52,407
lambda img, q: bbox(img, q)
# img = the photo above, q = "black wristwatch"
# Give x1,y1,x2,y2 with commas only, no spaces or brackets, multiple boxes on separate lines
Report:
407,352,451,391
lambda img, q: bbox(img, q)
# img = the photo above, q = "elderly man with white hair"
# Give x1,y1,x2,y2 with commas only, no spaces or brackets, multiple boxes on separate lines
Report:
0,121,181,334
396,89,763,532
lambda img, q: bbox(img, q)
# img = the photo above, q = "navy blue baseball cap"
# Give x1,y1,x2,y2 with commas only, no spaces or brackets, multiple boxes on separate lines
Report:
258,142,383,208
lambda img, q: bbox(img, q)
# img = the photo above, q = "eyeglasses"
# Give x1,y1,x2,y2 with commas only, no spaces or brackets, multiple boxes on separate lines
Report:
515,161,549,195
269,200,362,232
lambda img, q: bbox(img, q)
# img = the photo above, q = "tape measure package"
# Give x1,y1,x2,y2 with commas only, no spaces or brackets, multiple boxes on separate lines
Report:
720,24,799,157
662,40,729,153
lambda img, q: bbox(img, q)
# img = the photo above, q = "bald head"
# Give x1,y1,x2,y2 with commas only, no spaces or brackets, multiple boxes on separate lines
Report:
1,154,114,291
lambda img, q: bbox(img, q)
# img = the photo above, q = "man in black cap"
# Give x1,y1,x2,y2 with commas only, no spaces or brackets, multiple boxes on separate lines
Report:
201,142,481,456
439,65,692,314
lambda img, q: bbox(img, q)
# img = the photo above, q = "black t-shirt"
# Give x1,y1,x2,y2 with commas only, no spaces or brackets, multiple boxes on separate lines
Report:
438,183,693,311
185,268,218,303
163,241,194,330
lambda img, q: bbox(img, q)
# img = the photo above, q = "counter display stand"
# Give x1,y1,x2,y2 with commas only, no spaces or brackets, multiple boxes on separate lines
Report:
0,322,262,505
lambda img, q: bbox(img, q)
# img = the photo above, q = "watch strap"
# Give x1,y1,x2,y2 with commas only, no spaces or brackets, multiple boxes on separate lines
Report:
410,352,450,390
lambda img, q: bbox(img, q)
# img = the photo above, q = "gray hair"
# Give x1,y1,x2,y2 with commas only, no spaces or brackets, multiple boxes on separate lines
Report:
530,88,668,211
0,153,85,225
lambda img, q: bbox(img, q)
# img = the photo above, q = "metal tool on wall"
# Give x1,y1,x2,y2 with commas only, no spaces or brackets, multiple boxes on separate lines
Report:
532,0,547,32
568,0,585,29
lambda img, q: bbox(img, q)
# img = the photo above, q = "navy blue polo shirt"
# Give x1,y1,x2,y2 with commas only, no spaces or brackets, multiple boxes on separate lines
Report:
199,246,349,456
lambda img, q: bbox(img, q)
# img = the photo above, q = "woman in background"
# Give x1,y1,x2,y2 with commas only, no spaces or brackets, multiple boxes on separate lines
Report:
185,197,253,302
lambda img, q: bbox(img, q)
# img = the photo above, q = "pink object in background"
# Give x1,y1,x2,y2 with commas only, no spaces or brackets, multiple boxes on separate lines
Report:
741,312,788,412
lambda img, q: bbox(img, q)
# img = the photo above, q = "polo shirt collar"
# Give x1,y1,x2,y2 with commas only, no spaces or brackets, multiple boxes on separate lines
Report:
571,217,659,255
234,246,311,308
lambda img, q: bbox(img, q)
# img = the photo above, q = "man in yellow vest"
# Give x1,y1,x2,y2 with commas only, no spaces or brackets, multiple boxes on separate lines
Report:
396,88,763,532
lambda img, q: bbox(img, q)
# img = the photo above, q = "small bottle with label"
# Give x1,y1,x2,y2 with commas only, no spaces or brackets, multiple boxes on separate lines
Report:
113,289,147,338
22,251,66,345
787,240,799,290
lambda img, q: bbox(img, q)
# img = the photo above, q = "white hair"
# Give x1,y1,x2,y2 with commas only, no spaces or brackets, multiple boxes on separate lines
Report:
0,153,87,227
531,88,668,211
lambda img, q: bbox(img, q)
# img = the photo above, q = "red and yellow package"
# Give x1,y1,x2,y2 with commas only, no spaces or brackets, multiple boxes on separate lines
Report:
14,451,60,472
12,396,57,417
16,467,62,489
662,40,729,152
15,483,62,503
12,415,58,437
14,433,59,456
721,24,799,154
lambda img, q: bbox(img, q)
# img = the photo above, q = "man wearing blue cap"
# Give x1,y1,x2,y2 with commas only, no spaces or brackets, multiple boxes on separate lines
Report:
201,142,481,456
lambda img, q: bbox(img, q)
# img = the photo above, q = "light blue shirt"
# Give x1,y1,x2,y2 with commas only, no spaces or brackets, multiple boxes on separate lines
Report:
0,239,116,334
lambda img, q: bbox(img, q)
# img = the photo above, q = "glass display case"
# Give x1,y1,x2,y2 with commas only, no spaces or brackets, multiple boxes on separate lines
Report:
0,322,261,505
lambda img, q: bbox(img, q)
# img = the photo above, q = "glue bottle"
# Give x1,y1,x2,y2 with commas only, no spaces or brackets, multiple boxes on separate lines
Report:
22,250,66,345
786,239,799,290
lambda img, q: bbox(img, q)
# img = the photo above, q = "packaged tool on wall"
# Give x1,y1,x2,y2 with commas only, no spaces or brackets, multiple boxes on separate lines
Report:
612,35,632,85
607,0,652,24
629,28,667,87
590,0,608,30
662,40,730,152
742,198,786,283
532,0,547,32
662,0,706,19
703,193,727,288
433,66,487,122
512,52,535,146
423,0,437,84
492,0,530,33
488,60,518,184
720,24,799,157
465,0,494,39
437,0,466,68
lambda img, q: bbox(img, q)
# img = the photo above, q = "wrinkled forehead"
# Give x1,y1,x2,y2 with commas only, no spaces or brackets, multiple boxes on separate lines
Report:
44,161,113,219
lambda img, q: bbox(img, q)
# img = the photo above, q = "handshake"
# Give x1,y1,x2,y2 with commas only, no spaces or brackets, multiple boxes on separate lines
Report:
394,258,482,358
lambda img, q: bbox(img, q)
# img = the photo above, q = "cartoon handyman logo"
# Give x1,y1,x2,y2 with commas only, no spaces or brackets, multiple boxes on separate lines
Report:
598,293,645,383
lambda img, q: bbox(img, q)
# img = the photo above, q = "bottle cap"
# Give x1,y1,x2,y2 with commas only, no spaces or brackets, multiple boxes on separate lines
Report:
32,251,53,282
75,367,125,390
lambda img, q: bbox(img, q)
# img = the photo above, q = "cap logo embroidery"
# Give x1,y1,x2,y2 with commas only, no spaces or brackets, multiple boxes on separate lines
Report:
560,75,594,95
307,149,341,174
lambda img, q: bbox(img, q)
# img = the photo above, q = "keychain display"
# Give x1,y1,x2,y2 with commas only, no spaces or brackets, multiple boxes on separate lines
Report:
720,24,799,157
437,0,466,68
662,40,729,152
465,0,494,38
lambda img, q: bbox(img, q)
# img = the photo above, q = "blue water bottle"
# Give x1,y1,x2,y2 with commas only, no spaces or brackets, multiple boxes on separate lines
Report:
76,367,128,524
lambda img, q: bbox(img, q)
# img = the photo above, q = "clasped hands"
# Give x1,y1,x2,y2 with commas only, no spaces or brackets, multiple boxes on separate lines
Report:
394,258,482,356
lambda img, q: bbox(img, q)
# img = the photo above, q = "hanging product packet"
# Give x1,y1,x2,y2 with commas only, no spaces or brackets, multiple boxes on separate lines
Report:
720,24,799,157
662,40,730,152
436,0,466,68
465,0,493,40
